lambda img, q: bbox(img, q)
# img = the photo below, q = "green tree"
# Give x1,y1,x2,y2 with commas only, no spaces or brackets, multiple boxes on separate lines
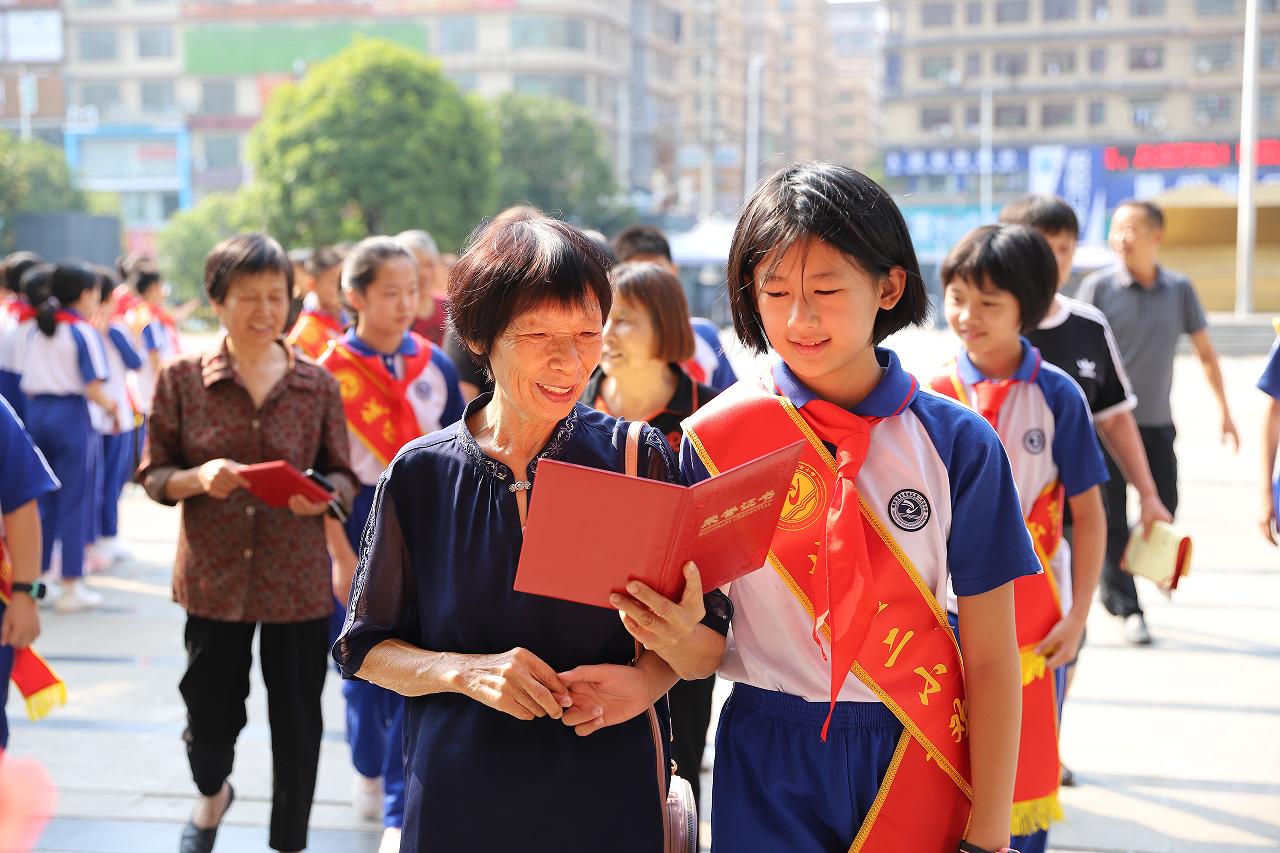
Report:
0,133,87,251
249,38,497,251
154,187,267,300
491,93,620,225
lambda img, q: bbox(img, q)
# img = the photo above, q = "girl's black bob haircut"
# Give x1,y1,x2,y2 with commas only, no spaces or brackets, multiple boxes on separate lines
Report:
940,224,1057,333
727,162,929,353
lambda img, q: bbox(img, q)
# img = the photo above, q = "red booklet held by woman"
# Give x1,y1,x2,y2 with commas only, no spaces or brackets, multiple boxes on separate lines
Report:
514,440,805,609
239,461,334,507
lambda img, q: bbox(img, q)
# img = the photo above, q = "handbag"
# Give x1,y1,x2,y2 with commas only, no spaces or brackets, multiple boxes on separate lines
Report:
625,420,699,853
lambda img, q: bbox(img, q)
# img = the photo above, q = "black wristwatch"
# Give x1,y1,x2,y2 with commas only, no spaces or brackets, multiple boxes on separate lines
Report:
11,580,47,600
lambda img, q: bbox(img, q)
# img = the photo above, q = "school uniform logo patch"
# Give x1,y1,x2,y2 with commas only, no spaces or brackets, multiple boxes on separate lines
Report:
888,489,930,532
1024,429,1047,454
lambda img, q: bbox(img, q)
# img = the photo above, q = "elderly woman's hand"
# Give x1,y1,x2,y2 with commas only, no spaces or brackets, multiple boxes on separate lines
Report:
453,648,574,722
287,494,331,517
610,562,705,654
558,663,659,737
197,458,249,499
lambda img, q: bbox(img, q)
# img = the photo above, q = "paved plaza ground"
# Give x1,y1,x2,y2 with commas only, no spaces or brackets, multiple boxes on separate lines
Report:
6,324,1279,852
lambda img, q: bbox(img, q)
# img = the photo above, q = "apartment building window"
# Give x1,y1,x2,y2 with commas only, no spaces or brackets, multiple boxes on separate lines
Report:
1042,102,1075,127
201,80,237,115
996,0,1030,22
967,2,984,23
137,27,174,59
920,106,952,131
1089,99,1106,125
1088,46,1108,72
1262,39,1278,69
966,52,983,75
994,52,1028,76
514,73,586,105
1193,94,1232,125
1043,49,1075,75
1129,0,1164,13
1261,91,1277,124
79,82,121,114
1195,0,1235,13
141,81,174,113
1129,45,1163,70
439,17,476,52
204,135,240,170
1195,41,1233,73
79,28,118,62
922,3,955,26
1092,0,1111,18
511,17,586,50
995,104,1028,127
965,104,981,128
1130,97,1163,128
921,55,955,80
1044,0,1078,20
75,0,114,7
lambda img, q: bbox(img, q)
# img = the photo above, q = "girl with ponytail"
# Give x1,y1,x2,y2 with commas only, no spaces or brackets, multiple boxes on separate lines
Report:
20,263,118,612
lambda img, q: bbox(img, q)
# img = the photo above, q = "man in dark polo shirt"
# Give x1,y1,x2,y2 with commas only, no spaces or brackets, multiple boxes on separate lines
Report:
1076,199,1239,644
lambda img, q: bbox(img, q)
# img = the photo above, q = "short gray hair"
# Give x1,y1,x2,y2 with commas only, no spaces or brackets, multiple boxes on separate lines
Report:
395,229,439,258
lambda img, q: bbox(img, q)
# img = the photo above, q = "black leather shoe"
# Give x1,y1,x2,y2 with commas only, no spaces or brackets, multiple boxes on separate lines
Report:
179,784,234,853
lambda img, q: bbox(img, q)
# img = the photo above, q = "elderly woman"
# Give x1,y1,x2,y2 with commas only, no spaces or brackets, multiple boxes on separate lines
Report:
137,234,355,853
581,260,722,816
334,217,729,852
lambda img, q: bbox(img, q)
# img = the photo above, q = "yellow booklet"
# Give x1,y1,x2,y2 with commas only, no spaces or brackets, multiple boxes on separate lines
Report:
1121,521,1192,598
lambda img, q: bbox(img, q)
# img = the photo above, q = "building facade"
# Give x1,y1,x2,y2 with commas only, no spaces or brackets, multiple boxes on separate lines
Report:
830,0,885,172
881,0,1280,256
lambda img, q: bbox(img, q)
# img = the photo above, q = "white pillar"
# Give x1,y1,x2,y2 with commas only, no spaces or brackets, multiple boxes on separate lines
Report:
1237,0,1260,317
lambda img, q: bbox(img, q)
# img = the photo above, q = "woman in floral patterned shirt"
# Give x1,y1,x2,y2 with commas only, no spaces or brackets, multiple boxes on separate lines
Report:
137,233,355,853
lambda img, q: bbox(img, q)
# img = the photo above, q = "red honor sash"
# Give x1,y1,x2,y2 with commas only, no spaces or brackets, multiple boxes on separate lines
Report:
319,335,433,466
929,371,1065,835
287,310,344,361
684,381,972,852
0,541,66,722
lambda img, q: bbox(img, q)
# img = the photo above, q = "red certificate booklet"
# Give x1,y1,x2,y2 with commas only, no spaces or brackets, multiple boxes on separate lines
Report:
239,461,333,507
514,440,805,609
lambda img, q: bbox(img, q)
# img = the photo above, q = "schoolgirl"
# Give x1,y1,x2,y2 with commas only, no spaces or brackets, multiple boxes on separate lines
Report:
930,225,1109,853
287,247,348,360
0,255,43,420
679,163,1035,853
1,395,64,751
317,236,463,851
126,267,181,418
91,269,144,566
20,264,117,613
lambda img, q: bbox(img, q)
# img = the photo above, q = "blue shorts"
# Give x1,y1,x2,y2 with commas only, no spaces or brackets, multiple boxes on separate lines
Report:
711,684,903,853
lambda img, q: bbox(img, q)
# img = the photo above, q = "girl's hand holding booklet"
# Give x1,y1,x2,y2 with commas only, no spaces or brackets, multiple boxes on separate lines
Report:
514,441,805,608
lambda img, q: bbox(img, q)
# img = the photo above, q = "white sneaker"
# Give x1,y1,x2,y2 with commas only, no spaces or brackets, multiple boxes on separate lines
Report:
352,775,381,821
55,583,103,614
378,827,401,853
95,537,133,564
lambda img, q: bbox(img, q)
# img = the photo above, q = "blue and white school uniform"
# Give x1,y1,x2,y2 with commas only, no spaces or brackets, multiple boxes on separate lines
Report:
942,342,1109,853
0,316,35,422
20,311,110,580
96,322,143,540
1260,333,1280,522
335,331,464,829
133,313,177,416
690,317,738,391
0,396,61,749
679,351,1039,852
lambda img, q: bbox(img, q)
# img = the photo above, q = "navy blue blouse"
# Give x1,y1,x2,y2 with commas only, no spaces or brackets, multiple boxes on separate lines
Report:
334,397,728,852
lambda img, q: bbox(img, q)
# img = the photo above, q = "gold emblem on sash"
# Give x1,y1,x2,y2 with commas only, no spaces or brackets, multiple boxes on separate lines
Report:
778,461,827,531
335,370,360,402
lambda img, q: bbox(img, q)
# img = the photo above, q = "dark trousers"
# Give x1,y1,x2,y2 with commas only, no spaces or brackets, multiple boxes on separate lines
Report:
180,614,329,852
668,674,716,812
1100,425,1179,618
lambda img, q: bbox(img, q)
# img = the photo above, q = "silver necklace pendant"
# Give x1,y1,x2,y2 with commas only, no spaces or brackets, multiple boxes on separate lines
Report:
508,481,533,493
